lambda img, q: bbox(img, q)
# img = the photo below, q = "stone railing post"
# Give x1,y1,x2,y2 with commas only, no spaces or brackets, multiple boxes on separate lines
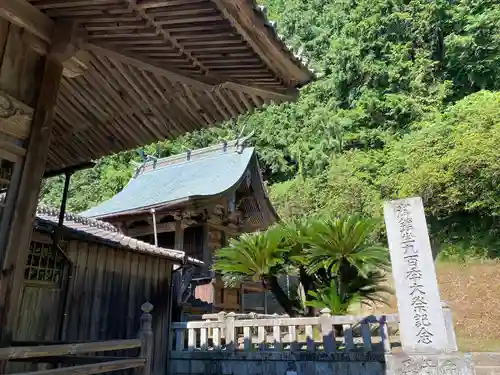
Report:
225,312,236,351
217,311,227,339
138,302,154,375
442,301,458,351
319,308,335,353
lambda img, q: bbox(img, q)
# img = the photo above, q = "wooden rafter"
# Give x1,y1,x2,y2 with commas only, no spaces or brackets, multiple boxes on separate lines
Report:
124,0,209,74
212,0,311,86
0,0,309,173
85,43,215,90
0,0,298,101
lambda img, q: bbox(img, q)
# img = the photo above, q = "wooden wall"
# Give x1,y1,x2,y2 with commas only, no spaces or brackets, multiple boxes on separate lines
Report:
63,237,173,375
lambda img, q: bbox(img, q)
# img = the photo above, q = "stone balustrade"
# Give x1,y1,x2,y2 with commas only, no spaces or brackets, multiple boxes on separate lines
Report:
171,309,400,353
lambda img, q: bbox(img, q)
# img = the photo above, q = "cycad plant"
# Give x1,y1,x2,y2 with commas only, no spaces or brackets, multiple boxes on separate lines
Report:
301,215,392,312
212,224,302,314
307,280,362,315
213,214,392,317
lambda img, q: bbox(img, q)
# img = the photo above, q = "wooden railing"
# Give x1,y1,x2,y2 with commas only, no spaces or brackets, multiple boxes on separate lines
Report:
171,308,400,353
3,302,154,375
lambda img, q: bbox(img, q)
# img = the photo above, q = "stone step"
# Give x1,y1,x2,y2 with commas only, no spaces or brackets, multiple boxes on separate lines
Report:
473,353,500,367
474,366,500,375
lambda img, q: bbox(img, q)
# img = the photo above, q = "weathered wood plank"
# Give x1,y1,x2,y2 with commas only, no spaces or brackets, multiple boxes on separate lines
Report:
81,243,97,340
0,50,64,344
109,250,128,358
109,250,124,339
89,244,106,341
10,355,139,365
98,246,115,342
13,358,145,375
126,253,140,341
64,241,84,341
0,339,142,360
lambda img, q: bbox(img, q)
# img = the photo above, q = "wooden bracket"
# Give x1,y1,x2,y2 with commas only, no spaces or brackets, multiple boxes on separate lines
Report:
0,91,33,140
50,21,89,78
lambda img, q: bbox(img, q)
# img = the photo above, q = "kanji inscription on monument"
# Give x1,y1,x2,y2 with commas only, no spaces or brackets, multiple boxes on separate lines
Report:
384,197,448,352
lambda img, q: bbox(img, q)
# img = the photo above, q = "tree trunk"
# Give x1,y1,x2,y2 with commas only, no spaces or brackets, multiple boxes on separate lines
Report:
264,276,300,317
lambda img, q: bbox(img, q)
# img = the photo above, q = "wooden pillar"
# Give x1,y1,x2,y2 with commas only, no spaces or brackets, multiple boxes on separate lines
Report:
0,34,66,344
202,223,210,266
174,220,184,251
200,223,215,304
138,302,154,375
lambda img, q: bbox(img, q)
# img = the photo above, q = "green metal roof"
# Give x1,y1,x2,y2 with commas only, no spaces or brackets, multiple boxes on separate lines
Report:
81,141,256,219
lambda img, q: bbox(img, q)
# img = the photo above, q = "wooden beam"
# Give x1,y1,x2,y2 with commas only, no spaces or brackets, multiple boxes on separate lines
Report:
0,31,66,344
127,222,175,238
0,0,53,43
174,220,184,251
43,161,95,178
10,355,139,365
84,42,215,91
7,358,145,375
0,340,141,360
202,223,210,266
221,82,296,102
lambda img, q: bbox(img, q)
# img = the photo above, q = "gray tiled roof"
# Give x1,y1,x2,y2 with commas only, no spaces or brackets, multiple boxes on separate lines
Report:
81,141,256,219
35,206,202,265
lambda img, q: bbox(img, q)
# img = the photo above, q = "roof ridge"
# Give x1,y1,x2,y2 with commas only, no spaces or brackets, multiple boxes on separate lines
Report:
135,139,250,175
37,205,121,233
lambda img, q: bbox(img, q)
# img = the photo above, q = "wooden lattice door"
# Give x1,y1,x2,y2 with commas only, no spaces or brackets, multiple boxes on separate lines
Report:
14,240,70,342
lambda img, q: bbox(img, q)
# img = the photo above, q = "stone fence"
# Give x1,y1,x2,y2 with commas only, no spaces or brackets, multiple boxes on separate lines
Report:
171,309,401,353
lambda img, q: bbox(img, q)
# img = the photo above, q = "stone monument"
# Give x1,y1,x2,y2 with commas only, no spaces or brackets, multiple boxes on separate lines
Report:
383,197,475,375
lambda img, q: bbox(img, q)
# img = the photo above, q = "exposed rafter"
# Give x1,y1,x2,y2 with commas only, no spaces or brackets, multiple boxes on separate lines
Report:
0,0,296,101
212,0,311,86
124,0,209,75
85,43,215,90
0,0,310,173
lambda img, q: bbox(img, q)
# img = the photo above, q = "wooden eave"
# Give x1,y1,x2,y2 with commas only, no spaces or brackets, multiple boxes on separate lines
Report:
0,0,313,175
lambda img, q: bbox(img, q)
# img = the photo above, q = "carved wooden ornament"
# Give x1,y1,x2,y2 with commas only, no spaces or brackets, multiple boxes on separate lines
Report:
0,91,33,140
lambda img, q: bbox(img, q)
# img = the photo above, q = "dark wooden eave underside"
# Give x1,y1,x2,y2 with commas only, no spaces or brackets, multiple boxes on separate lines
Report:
0,0,313,174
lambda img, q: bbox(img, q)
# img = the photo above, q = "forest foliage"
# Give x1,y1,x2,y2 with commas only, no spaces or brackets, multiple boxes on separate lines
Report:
40,0,500,260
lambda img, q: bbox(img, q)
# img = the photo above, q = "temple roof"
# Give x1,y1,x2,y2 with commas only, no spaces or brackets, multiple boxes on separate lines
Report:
2,0,314,174
35,206,202,264
82,140,276,222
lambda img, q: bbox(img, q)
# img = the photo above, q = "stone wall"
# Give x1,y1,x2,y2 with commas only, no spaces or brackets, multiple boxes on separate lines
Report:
168,351,487,375
169,352,386,375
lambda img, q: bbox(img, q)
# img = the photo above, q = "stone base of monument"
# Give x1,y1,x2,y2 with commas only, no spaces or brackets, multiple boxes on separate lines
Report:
385,352,475,375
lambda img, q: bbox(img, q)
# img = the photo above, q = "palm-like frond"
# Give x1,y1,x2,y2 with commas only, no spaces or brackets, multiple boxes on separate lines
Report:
301,215,389,277
306,280,363,315
345,270,393,307
213,224,287,287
